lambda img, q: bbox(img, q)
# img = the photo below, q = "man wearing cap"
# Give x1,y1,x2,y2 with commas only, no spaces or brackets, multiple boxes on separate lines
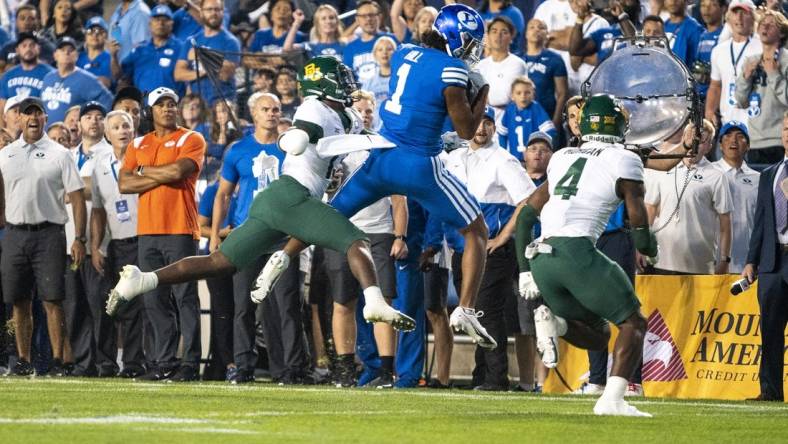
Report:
118,87,206,382
0,5,55,72
443,107,537,390
78,16,113,89
0,33,54,126
109,0,151,61
115,5,185,97
112,86,143,135
2,95,23,137
41,37,113,125
711,121,759,273
706,0,761,128
0,97,87,376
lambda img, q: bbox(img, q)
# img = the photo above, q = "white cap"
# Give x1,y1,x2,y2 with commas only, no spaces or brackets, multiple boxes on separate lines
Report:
728,0,755,11
147,87,179,107
4,95,24,114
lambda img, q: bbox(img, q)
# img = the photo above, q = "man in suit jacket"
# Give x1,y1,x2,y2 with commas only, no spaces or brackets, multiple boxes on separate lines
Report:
742,111,788,402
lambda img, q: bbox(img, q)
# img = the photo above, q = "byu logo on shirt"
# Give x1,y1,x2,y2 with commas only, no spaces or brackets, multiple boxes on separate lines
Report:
748,92,761,117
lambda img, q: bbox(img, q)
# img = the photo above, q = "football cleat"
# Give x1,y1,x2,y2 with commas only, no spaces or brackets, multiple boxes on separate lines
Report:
362,302,416,332
625,383,644,397
573,382,606,395
251,251,290,304
449,307,497,349
593,398,652,417
106,265,155,316
534,305,566,369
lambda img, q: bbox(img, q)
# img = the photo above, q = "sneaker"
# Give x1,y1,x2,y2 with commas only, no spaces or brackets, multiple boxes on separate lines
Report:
426,379,452,389
512,383,541,393
356,367,378,387
98,366,119,378
533,305,566,368
107,265,157,316
593,398,652,417
625,383,644,397
365,368,394,389
228,368,255,385
449,307,497,349
134,367,175,382
117,366,144,378
574,382,606,395
168,366,199,382
362,303,416,332
69,366,98,378
251,251,290,304
473,382,508,391
7,359,34,376
46,359,67,377
333,360,357,388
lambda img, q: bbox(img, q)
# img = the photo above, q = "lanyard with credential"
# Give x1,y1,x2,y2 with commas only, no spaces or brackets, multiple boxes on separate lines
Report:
730,38,751,77
76,147,88,170
110,159,119,183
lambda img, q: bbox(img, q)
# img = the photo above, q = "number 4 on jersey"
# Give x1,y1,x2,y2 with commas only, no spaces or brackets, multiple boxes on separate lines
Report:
554,158,587,199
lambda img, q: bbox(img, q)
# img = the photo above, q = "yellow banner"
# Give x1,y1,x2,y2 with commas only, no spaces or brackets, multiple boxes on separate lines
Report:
543,275,784,400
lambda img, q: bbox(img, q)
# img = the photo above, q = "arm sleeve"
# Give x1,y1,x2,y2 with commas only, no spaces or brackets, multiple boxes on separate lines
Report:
766,55,788,107
92,78,114,110
735,55,757,107
225,35,241,64
643,169,660,206
712,173,733,214
617,151,644,182
178,132,206,172
535,104,556,137
130,13,152,49
0,72,9,99
198,183,217,218
500,156,536,203
515,205,538,272
220,147,239,183
552,52,568,77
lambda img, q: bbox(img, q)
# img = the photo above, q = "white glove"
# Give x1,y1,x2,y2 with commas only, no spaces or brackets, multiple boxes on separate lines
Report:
519,271,541,300
467,69,487,101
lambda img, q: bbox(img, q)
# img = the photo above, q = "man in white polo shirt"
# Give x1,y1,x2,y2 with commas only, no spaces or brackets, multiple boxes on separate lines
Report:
0,97,86,376
476,16,528,123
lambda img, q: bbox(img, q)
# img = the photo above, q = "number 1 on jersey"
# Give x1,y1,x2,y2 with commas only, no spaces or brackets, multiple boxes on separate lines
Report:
384,63,411,115
554,158,587,199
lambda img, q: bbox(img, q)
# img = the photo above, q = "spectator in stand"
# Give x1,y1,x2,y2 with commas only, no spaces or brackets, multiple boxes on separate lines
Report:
643,120,734,274
390,0,428,43
409,6,439,44
480,0,526,55
0,34,53,127
695,0,727,103
664,0,705,66
477,17,527,122
250,0,306,53
172,0,203,41
40,37,113,125
568,0,638,65
2,96,23,138
109,0,151,61
343,0,397,83
175,0,241,106
41,0,85,51
498,76,557,160
90,110,145,378
0,5,56,71
1,97,87,377
711,121,759,273
353,90,376,131
64,104,82,145
78,16,112,89
561,0,610,95
735,8,788,165
178,92,211,141
118,87,206,382
274,67,300,120
643,14,667,36
360,36,396,129
523,19,568,130
283,4,345,57
203,98,241,183
706,0,761,127
112,86,144,135
47,121,71,147
251,67,277,94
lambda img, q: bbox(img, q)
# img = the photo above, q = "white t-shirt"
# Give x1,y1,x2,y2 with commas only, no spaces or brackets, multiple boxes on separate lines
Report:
563,15,609,96
540,141,644,242
534,0,576,32
342,150,394,234
710,36,762,124
476,54,528,108
710,159,759,273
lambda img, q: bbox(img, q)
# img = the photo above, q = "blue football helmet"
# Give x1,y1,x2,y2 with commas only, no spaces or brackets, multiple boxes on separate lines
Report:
433,4,485,66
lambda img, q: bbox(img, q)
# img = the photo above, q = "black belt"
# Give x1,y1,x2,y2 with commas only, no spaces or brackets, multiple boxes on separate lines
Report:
780,244,788,254
111,237,138,244
7,222,59,231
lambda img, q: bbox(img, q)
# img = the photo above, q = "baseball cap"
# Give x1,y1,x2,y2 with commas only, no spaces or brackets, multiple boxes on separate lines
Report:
148,87,179,106
4,95,24,114
19,97,45,114
112,86,143,108
728,0,755,11
151,4,174,19
56,36,78,50
85,16,108,31
527,131,553,150
15,32,38,48
719,120,750,143
483,106,495,122
79,101,107,118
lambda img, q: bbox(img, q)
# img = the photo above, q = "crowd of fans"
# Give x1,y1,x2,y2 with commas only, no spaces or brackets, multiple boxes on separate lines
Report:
0,0,785,395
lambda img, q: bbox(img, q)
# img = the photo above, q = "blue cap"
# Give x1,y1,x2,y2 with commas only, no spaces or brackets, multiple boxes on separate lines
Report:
79,101,107,118
151,4,174,19
719,120,749,143
85,16,108,31
483,106,495,122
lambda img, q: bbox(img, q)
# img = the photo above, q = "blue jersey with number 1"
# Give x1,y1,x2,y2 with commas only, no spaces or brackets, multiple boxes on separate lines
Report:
379,44,469,157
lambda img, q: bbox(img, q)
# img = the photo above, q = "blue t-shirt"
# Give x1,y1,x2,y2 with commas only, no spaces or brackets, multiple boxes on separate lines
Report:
307,41,345,58
0,63,54,99
664,16,704,67
173,7,230,41
696,27,722,99
121,37,185,96
220,134,285,227
522,49,566,118
481,5,526,55
179,28,241,105
77,51,112,82
603,203,626,233
343,32,397,82
249,28,307,53
589,25,623,63
498,101,556,159
108,0,151,61
379,44,468,156
40,68,113,123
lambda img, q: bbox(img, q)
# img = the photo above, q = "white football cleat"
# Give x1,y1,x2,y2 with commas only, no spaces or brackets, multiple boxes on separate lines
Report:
251,251,290,304
106,265,156,316
573,383,606,395
362,303,416,332
625,383,644,397
534,305,565,369
593,398,652,417
449,307,497,349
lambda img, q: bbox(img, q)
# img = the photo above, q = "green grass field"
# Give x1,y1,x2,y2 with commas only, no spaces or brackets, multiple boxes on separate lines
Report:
1,378,787,443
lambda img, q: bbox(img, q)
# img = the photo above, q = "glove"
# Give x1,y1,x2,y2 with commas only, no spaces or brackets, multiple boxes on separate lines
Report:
645,245,659,267
467,69,487,102
519,271,541,300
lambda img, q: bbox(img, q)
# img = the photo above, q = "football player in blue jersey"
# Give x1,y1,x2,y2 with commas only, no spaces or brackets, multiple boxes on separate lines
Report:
259,4,499,348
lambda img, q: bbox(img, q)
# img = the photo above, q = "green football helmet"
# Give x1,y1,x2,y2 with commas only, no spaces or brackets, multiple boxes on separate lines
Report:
298,56,359,107
578,94,629,143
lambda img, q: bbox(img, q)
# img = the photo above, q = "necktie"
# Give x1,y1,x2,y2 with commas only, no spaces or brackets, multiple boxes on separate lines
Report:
775,160,788,234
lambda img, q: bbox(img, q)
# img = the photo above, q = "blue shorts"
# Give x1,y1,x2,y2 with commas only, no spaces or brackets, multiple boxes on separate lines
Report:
331,148,481,229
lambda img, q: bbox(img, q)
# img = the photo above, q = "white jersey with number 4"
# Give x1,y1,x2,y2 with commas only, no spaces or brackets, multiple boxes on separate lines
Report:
540,141,644,243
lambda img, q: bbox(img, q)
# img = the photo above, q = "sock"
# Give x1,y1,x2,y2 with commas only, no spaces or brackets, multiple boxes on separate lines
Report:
600,376,628,401
339,353,354,364
141,272,159,293
380,356,394,372
363,286,386,307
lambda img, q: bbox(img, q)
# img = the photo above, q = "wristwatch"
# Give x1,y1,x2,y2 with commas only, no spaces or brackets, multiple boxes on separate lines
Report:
723,256,731,263
395,235,407,242
76,235,87,243
136,165,145,176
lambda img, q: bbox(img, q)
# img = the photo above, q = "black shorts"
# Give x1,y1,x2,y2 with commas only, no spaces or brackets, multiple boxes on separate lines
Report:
324,233,397,305
423,266,449,312
308,246,330,306
1,223,67,303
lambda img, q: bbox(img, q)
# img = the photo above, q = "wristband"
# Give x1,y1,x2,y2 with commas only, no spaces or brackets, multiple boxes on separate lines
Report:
632,225,658,257
575,17,585,25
